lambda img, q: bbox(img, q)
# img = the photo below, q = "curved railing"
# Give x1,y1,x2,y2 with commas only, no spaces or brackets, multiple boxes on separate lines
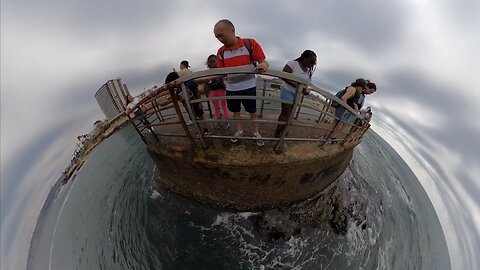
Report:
127,67,371,150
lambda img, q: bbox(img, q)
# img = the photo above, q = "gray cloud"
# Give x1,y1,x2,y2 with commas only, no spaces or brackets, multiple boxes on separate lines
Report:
2,124,70,214
381,69,479,160
437,0,480,27
215,0,408,59
1,108,97,224
5,1,180,36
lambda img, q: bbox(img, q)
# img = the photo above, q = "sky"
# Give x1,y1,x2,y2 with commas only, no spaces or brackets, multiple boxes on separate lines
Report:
1,0,479,269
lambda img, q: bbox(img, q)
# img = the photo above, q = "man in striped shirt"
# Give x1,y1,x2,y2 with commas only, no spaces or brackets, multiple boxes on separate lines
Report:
214,19,269,147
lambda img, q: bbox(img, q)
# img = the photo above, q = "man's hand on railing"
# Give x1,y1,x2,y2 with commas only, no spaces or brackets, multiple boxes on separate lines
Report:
255,61,269,73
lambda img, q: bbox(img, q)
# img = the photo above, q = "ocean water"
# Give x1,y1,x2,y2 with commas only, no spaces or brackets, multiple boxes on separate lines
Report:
28,125,450,270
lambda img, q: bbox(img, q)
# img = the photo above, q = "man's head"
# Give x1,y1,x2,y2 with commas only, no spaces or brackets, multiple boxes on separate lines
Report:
180,60,190,70
214,19,237,47
127,94,134,102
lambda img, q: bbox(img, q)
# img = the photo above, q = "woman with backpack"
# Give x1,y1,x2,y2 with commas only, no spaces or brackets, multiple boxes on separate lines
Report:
324,78,368,142
274,50,317,138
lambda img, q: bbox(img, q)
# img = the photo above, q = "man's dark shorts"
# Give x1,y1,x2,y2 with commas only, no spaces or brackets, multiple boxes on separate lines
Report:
226,87,257,113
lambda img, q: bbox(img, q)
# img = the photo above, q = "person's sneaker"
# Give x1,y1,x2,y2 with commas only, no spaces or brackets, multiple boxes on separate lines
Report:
186,120,193,126
222,122,231,130
230,130,243,143
254,132,265,147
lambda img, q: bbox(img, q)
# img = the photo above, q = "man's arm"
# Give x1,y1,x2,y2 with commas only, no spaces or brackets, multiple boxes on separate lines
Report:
216,49,224,68
251,39,268,72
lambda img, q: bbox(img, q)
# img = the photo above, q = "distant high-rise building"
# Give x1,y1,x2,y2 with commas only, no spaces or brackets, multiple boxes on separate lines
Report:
95,79,130,120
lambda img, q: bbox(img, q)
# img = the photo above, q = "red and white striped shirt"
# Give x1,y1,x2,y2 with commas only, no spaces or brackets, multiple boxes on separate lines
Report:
216,37,266,91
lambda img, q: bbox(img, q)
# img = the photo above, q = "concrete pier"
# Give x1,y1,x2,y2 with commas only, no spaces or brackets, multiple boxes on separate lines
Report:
128,67,369,211
143,119,359,211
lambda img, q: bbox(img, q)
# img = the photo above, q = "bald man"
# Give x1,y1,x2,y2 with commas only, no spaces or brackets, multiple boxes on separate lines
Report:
214,19,269,147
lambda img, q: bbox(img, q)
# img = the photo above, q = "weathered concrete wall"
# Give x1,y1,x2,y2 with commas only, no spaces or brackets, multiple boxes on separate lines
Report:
146,135,356,211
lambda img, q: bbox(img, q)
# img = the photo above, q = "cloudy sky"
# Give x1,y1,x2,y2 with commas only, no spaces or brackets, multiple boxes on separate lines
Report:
1,0,479,269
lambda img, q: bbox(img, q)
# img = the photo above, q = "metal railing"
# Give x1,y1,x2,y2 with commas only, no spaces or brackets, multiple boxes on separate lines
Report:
126,67,371,150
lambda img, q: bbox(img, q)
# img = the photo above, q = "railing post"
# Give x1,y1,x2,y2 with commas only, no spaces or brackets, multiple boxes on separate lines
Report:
321,118,342,146
341,121,359,146
158,100,165,122
259,78,267,118
204,85,213,119
294,94,305,120
169,88,195,143
181,82,206,147
360,123,370,137
274,84,305,152
318,99,331,124
153,98,163,122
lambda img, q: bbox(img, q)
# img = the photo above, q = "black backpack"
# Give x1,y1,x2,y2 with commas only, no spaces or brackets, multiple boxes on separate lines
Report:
331,88,347,108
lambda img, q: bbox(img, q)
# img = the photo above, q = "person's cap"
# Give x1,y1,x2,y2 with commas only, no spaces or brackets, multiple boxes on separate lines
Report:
180,60,190,68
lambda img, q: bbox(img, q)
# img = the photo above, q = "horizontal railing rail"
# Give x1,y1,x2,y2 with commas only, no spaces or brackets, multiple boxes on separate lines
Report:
126,67,371,150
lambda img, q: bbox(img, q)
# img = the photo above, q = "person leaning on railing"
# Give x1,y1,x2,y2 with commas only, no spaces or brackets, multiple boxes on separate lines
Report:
164,70,211,136
164,70,204,124
126,94,154,133
356,81,377,112
213,19,269,147
352,81,376,131
275,50,317,138
326,78,369,142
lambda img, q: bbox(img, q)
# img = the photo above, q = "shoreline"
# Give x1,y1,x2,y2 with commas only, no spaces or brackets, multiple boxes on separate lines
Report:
61,113,129,185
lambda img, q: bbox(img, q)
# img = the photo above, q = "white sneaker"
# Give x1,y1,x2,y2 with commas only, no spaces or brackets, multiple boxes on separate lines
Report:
254,132,265,147
231,130,244,143
186,120,193,126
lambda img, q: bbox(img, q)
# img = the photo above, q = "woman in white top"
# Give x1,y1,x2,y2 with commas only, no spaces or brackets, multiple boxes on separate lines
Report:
275,50,317,137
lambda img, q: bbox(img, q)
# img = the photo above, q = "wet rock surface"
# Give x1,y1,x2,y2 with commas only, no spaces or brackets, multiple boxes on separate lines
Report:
249,162,382,242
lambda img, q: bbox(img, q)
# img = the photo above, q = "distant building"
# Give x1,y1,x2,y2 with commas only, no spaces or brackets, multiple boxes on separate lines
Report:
95,79,130,120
